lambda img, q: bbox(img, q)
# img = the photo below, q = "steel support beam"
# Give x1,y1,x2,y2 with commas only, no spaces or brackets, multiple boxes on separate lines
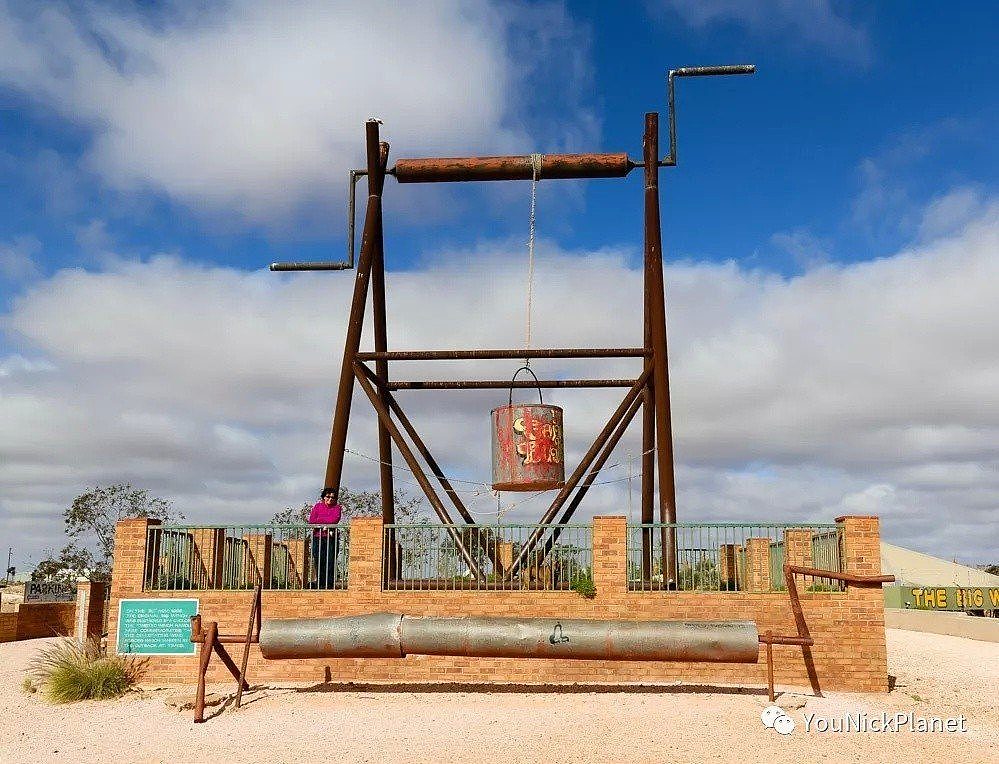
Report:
324,120,386,497
357,348,649,361
352,362,483,580
385,378,636,390
645,112,678,583
507,366,653,576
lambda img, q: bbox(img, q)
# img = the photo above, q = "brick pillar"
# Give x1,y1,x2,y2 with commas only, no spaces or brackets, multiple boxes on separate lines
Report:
107,517,160,641
784,529,814,588
836,515,888,691
718,544,739,589
745,537,772,592
836,515,882,576
74,578,107,645
592,516,627,596
348,516,384,593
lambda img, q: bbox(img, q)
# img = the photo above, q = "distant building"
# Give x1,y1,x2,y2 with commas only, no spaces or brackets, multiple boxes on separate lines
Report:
882,542,999,615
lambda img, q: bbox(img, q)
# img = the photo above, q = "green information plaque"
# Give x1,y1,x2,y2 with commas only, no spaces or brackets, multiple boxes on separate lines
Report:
116,599,199,655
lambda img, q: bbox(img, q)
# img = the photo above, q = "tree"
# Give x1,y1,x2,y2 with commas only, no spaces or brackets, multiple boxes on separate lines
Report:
64,484,181,581
985,564,999,576
31,544,94,582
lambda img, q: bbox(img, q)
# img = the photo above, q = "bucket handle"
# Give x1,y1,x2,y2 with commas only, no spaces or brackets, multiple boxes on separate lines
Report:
508,365,544,406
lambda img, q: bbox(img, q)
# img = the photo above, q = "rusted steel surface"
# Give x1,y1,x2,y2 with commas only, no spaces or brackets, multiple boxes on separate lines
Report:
645,112,678,583
370,143,395,525
357,348,649,361
193,620,217,724
764,634,775,702
259,614,760,663
542,393,644,556
234,582,262,710
786,565,895,585
508,366,653,575
353,362,483,579
386,379,636,390
324,119,386,496
369,370,477,526
491,403,565,491
392,153,634,183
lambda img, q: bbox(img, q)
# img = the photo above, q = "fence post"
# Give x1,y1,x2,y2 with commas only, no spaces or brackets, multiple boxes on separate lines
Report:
745,537,772,592
592,516,627,595
74,578,107,645
718,544,739,590
784,529,814,588
107,517,160,644
348,517,383,592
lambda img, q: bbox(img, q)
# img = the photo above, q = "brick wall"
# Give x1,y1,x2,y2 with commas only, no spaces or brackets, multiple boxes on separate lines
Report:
0,612,16,643
108,514,889,693
14,602,76,640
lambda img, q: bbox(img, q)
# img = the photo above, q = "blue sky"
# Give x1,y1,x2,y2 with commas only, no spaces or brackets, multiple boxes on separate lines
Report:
1,1,997,570
1,1,995,296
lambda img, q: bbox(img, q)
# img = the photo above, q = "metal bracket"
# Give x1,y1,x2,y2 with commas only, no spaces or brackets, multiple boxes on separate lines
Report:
662,64,755,167
268,168,367,272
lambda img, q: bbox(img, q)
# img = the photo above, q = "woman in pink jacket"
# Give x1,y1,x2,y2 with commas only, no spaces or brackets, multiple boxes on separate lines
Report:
309,488,342,588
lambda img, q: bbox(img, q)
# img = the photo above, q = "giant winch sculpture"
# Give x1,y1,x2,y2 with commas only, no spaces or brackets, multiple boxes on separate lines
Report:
270,65,759,583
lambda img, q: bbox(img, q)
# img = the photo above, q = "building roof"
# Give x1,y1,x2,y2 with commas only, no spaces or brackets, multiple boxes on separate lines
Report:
881,542,999,588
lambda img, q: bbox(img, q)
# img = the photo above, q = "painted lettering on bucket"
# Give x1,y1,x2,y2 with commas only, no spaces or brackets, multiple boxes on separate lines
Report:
514,415,562,466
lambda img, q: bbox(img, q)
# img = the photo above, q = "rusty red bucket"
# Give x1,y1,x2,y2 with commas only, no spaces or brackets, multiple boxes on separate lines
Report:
491,366,565,492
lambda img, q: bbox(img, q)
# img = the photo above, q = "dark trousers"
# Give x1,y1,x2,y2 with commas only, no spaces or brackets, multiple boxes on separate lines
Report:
312,534,339,589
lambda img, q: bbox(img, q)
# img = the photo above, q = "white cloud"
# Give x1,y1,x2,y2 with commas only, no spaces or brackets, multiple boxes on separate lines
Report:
2,199,998,566
652,0,871,65
769,228,832,270
0,1,596,226
0,234,41,281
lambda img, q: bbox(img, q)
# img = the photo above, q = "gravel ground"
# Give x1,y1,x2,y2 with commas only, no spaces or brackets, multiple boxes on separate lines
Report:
1,628,996,763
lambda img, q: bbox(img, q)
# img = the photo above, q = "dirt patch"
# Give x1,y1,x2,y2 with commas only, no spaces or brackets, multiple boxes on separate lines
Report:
0,629,995,763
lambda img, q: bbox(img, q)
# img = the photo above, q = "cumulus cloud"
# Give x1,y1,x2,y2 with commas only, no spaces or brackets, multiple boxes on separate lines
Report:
2,198,998,565
651,0,872,65
0,0,597,226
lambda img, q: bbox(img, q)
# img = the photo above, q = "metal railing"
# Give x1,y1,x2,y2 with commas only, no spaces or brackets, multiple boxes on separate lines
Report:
143,525,349,591
382,523,593,591
627,523,844,592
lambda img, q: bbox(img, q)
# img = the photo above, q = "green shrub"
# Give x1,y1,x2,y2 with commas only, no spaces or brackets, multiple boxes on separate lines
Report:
27,638,142,703
570,573,596,599
21,676,36,694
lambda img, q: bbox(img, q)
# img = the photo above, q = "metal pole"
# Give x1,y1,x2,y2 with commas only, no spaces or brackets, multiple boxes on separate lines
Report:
357,348,648,361
352,363,483,580
5,548,11,586
508,366,653,576
324,119,385,497
540,392,645,558
357,364,475,525
645,112,678,584
385,378,636,390
370,141,395,525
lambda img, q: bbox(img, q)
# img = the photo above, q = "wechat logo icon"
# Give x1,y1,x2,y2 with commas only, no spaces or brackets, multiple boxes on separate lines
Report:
761,705,796,735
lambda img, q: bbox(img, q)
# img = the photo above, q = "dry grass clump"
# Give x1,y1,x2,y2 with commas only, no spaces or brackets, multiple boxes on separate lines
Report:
27,638,142,703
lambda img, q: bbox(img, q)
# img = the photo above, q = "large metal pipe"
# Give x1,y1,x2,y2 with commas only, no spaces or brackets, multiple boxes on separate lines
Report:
259,614,760,663
392,153,634,183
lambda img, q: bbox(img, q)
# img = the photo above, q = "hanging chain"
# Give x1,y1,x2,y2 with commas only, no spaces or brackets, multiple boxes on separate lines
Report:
524,153,542,367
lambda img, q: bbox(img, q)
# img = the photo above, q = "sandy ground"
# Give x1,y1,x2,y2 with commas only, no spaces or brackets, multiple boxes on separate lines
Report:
1,628,996,764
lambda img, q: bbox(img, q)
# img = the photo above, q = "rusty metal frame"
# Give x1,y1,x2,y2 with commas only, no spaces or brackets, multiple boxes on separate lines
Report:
270,67,754,585
189,582,262,723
